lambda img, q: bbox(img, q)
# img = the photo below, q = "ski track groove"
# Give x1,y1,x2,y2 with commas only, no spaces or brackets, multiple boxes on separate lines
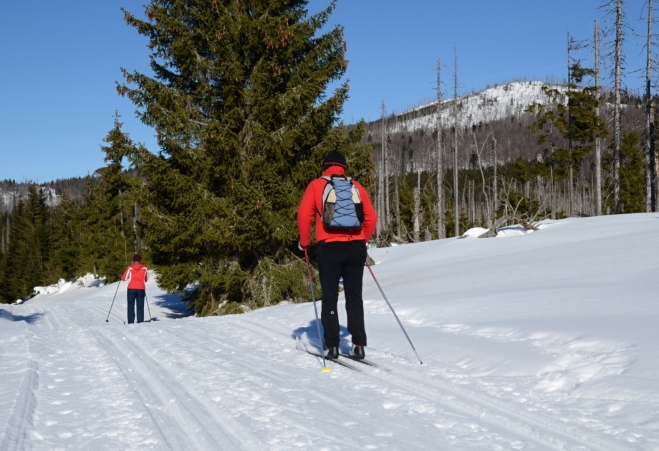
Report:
235,316,631,451
0,356,38,451
150,324,392,449
96,327,262,451
92,330,180,451
155,330,366,449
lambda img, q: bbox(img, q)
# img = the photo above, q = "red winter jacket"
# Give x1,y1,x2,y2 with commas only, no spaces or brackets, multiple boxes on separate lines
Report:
297,166,377,247
120,263,149,290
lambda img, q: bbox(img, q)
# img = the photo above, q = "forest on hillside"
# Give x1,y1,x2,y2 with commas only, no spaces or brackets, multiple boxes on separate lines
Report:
358,85,652,243
1,0,656,313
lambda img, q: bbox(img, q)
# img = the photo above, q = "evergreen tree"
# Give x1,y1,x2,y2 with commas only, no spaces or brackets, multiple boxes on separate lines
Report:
119,1,370,314
79,117,137,281
47,189,82,281
0,201,29,302
527,64,609,214
0,188,51,303
604,130,644,213
25,186,50,287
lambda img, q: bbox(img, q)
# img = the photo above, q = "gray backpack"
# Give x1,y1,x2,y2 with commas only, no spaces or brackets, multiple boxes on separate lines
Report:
321,176,364,230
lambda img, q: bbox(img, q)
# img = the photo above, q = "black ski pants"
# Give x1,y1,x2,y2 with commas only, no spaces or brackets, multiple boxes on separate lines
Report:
317,240,367,348
127,289,145,324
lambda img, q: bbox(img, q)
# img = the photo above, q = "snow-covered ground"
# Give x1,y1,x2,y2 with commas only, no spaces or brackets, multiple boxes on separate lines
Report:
1,214,658,450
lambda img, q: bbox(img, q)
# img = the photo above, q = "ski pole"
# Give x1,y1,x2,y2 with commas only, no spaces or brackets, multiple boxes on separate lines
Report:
145,292,153,322
365,262,423,364
304,248,330,372
105,280,121,322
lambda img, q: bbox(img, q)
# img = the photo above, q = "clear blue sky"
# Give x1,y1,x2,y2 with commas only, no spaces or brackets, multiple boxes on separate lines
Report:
0,1,651,182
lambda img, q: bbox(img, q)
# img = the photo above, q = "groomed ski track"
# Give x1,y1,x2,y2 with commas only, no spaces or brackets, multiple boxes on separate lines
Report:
1,214,658,450
1,313,627,451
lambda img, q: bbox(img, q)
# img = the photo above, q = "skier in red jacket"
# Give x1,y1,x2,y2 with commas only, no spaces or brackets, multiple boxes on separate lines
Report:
297,151,377,359
120,254,149,324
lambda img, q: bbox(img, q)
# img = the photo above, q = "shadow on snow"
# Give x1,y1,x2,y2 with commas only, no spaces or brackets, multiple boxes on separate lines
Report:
149,293,194,320
0,308,44,324
292,319,352,354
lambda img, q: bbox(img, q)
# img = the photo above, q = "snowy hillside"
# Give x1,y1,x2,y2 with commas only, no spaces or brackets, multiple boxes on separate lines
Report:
2,214,658,450
0,186,59,212
390,81,560,131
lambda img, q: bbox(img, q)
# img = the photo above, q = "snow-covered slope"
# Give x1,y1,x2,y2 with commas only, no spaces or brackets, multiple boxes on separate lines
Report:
1,214,658,450
391,81,560,131
0,186,59,212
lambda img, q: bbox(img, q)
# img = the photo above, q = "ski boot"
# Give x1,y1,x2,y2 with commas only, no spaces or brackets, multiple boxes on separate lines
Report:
324,346,339,359
350,344,365,360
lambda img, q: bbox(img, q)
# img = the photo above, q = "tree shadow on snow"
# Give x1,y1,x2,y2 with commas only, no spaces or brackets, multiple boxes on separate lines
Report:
291,320,352,354
0,309,44,324
149,293,194,320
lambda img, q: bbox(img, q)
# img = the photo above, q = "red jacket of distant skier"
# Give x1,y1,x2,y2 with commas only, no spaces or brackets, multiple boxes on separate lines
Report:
297,166,377,247
121,263,149,290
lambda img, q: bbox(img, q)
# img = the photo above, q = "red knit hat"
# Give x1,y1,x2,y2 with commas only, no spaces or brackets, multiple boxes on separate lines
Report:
133,254,142,262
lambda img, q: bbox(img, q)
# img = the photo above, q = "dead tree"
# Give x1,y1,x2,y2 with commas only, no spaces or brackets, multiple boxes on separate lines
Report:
567,31,574,217
473,132,494,228
613,0,623,213
595,20,603,216
385,123,391,228
645,0,655,212
493,138,498,215
413,170,421,242
453,48,460,237
377,101,386,238
436,58,445,239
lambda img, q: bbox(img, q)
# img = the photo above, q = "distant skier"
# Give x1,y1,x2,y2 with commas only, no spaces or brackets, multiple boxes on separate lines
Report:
297,151,377,359
120,254,149,324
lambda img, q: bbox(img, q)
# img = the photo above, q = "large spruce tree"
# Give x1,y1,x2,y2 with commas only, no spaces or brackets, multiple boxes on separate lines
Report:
119,1,370,315
79,117,138,281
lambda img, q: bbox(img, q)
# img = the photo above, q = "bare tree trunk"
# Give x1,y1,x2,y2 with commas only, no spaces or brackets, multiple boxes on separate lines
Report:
470,180,475,223
595,20,602,216
384,130,390,227
550,165,556,220
646,0,655,212
613,0,623,213
567,31,574,217
453,48,460,237
377,102,386,238
436,58,445,239
493,138,498,216
395,173,401,239
413,170,421,242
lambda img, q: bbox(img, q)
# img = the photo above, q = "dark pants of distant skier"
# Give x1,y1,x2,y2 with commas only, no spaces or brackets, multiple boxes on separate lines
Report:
127,289,145,324
318,240,368,349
